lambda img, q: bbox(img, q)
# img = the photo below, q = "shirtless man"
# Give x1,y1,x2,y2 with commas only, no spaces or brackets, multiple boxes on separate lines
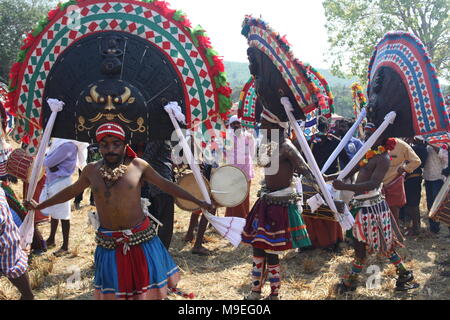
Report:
25,122,213,300
242,109,312,300
330,124,418,293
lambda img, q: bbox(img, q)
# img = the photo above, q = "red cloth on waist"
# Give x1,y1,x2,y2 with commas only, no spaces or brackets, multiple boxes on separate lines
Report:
383,175,406,208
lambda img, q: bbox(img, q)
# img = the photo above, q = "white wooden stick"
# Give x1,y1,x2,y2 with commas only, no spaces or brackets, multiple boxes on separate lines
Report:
164,102,245,247
19,99,64,248
337,111,397,180
281,97,338,214
321,108,367,174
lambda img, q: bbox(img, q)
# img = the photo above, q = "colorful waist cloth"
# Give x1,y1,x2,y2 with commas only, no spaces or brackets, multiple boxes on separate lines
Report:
257,184,302,207
94,218,180,300
349,194,404,256
242,191,311,252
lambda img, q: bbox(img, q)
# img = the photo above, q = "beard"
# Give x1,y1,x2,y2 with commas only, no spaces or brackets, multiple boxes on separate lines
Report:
103,153,125,168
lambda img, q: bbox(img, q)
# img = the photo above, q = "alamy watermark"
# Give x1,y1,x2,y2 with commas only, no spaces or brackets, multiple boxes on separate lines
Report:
66,265,81,290
366,265,382,290
169,128,282,175
66,5,82,31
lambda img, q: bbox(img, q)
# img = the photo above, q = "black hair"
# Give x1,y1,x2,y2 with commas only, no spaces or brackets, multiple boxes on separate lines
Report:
317,116,329,133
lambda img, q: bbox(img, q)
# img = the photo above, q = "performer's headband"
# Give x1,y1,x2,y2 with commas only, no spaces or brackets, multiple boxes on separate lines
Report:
96,122,137,158
261,109,289,130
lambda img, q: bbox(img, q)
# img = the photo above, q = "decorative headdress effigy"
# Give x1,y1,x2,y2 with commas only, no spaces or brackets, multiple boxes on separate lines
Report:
351,83,367,118
428,94,450,145
0,82,10,134
241,16,321,123
367,31,449,144
6,0,233,154
237,77,262,129
0,82,12,178
303,65,334,138
349,82,368,139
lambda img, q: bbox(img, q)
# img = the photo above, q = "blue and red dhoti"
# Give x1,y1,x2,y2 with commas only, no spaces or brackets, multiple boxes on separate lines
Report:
94,218,180,300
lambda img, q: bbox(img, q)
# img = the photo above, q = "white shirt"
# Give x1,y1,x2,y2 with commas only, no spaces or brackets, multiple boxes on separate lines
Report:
423,146,448,181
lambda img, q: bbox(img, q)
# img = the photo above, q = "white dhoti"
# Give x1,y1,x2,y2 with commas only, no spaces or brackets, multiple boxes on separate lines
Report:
39,176,72,220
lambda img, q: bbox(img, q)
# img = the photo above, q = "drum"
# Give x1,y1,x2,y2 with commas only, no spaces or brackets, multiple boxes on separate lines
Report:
174,173,210,212
301,179,337,222
429,176,450,227
6,149,36,181
210,165,249,208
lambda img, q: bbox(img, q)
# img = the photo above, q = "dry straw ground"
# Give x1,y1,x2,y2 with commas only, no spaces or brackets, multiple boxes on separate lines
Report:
0,166,449,300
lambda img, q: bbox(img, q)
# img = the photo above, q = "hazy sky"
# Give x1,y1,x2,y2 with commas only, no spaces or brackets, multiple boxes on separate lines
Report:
169,0,330,68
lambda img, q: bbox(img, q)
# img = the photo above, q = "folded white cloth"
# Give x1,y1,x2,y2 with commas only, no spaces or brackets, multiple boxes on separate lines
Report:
307,194,325,213
39,176,72,220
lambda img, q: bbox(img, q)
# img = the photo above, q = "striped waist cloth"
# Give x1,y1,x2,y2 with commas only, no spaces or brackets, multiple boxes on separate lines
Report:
95,218,157,254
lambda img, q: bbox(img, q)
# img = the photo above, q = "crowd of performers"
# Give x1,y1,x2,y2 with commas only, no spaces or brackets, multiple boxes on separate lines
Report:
0,111,448,301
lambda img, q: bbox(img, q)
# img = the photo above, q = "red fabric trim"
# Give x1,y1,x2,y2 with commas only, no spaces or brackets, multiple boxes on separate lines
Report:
115,243,150,298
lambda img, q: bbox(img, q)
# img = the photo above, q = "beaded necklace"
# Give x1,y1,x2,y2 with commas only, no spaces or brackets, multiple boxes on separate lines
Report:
99,160,128,197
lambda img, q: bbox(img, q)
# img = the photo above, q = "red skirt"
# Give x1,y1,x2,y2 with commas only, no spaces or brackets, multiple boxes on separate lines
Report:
303,216,343,249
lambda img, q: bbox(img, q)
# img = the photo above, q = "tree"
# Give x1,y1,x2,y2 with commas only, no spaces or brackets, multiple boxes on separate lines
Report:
0,0,54,83
323,0,450,83
331,84,354,119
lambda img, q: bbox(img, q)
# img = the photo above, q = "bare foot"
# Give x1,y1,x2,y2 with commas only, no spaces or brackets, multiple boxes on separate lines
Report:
184,234,194,243
192,246,213,256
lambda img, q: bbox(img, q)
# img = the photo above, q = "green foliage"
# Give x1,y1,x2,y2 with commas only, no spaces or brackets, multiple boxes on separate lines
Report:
0,0,55,81
323,0,450,82
224,61,251,88
332,84,356,119
224,61,252,104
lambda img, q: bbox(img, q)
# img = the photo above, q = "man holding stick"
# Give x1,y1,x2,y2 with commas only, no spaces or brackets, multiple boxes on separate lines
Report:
242,110,312,300
25,122,213,300
329,123,419,293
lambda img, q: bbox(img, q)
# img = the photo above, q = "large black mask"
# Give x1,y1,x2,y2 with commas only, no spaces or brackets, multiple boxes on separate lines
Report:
247,47,306,122
43,32,185,143
367,66,415,138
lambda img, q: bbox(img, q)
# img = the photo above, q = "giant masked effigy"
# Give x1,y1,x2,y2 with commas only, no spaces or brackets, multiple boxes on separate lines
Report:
5,0,233,155
367,31,449,144
237,77,262,130
241,16,354,232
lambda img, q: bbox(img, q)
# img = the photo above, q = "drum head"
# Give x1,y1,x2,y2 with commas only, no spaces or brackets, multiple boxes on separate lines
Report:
210,165,249,208
174,173,210,212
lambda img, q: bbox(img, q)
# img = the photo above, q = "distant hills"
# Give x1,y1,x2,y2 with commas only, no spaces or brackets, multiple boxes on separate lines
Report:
224,61,358,90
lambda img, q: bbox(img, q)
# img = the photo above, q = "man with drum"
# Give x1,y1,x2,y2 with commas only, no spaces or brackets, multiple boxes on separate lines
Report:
25,122,214,300
376,129,422,227
224,115,256,219
242,109,312,300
